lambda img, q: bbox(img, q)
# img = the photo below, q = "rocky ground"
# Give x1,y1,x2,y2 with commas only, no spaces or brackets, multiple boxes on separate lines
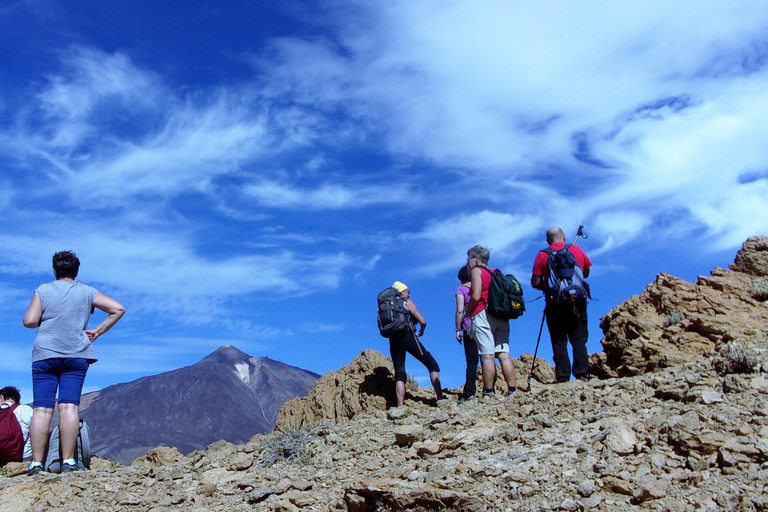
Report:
1,351,767,512
0,237,766,511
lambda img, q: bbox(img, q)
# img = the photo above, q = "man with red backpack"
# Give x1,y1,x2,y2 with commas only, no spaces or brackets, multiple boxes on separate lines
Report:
0,386,32,465
531,227,593,383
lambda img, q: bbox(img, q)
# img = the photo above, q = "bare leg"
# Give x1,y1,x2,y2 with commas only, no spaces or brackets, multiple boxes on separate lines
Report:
58,403,80,460
497,352,517,388
481,354,496,392
430,371,444,400
395,380,405,407
30,408,54,463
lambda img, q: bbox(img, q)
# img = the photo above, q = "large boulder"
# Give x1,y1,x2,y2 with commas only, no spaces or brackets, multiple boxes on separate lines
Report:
592,236,768,378
274,349,400,430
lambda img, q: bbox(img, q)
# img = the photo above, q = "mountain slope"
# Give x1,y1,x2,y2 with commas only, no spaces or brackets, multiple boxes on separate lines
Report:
79,345,319,465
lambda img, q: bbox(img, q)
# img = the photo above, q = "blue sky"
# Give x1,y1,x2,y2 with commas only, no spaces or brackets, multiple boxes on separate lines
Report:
2,1,768,403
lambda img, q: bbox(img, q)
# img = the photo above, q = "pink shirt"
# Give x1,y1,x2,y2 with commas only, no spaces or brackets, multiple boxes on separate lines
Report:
456,284,471,331
468,267,493,318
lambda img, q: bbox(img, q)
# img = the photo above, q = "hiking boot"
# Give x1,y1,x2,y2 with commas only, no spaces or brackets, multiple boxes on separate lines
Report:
60,462,79,473
458,395,475,404
506,388,518,397
577,375,591,382
28,465,43,476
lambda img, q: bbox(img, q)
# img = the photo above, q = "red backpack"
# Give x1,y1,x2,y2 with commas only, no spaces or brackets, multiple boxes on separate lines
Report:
0,403,25,466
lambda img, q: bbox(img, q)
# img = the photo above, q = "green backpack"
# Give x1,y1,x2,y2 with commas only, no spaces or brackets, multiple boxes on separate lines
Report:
481,266,525,320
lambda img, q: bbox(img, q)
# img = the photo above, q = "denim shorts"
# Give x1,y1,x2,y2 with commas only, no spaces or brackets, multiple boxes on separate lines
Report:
32,358,89,409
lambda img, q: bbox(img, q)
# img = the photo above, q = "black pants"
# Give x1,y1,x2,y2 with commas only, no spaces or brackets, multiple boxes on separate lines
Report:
546,301,589,381
462,330,479,397
389,330,440,383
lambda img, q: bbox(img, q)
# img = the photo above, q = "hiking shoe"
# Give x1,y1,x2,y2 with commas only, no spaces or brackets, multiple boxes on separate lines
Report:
28,465,43,476
61,462,79,473
578,375,591,382
458,395,475,404
507,388,517,397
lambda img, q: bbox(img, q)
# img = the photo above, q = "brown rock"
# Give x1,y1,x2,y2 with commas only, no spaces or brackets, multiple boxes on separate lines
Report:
594,236,768,378
730,236,768,276
274,350,398,430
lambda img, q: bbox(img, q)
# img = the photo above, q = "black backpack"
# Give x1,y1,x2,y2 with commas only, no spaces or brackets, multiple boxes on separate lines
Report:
377,287,411,337
481,267,525,320
542,244,591,305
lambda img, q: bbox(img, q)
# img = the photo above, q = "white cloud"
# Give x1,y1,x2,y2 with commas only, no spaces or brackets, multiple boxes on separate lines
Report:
242,180,412,209
255,1,768,251
412,210,542,274
590,212,652,255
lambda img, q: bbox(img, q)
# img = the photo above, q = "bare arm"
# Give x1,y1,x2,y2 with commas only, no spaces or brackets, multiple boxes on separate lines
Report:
455,293,465,343
467,267,483,313
531,274,543,290
23,295,42,328
85,293,126,342
405,299,426,337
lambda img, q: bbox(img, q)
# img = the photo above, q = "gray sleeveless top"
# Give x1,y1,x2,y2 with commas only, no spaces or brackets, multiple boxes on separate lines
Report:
32,280,99,363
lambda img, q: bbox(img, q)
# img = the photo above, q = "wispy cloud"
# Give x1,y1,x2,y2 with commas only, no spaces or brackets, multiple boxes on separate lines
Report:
255,1,768,249
242,180,412,209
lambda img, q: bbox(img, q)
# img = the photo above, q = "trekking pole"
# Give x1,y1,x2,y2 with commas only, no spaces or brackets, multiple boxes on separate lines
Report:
572,225,587,245
527,308,547,390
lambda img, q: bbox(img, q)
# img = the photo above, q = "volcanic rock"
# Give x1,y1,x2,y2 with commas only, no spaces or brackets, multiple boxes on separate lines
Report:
592,236,768,378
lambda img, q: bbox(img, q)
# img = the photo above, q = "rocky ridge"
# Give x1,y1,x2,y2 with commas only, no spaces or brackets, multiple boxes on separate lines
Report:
591,236,768,378
1,237,767,511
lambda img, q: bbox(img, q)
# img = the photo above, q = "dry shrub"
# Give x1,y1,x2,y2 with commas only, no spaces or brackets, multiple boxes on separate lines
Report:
750,278,768,301
713,341,759,375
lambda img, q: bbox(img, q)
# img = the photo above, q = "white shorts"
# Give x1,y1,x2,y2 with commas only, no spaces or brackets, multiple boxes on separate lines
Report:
470,309,510,355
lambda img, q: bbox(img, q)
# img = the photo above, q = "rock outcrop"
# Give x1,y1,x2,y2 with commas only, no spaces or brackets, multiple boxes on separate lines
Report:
592,236,768,378
274,349,557,430
274,349,397,430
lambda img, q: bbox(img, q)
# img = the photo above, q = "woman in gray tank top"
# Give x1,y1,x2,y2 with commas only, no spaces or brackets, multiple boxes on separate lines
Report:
22,251,125,475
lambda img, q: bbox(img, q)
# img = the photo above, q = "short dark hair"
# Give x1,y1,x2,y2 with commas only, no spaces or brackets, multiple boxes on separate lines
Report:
457,266,470,283
53,251,80,279
0,386,21,403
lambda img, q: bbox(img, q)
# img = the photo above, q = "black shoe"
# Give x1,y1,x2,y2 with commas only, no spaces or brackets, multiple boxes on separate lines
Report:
458,395,475,404
578,375,591,382
28,465,43,476
61,462,79,473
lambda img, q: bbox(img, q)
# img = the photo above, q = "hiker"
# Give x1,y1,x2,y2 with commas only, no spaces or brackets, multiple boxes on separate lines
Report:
466,246,517,397
387,281,444,407
531,227,593,382
0,386,33,464
22,251,125,475
455,266,479,401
